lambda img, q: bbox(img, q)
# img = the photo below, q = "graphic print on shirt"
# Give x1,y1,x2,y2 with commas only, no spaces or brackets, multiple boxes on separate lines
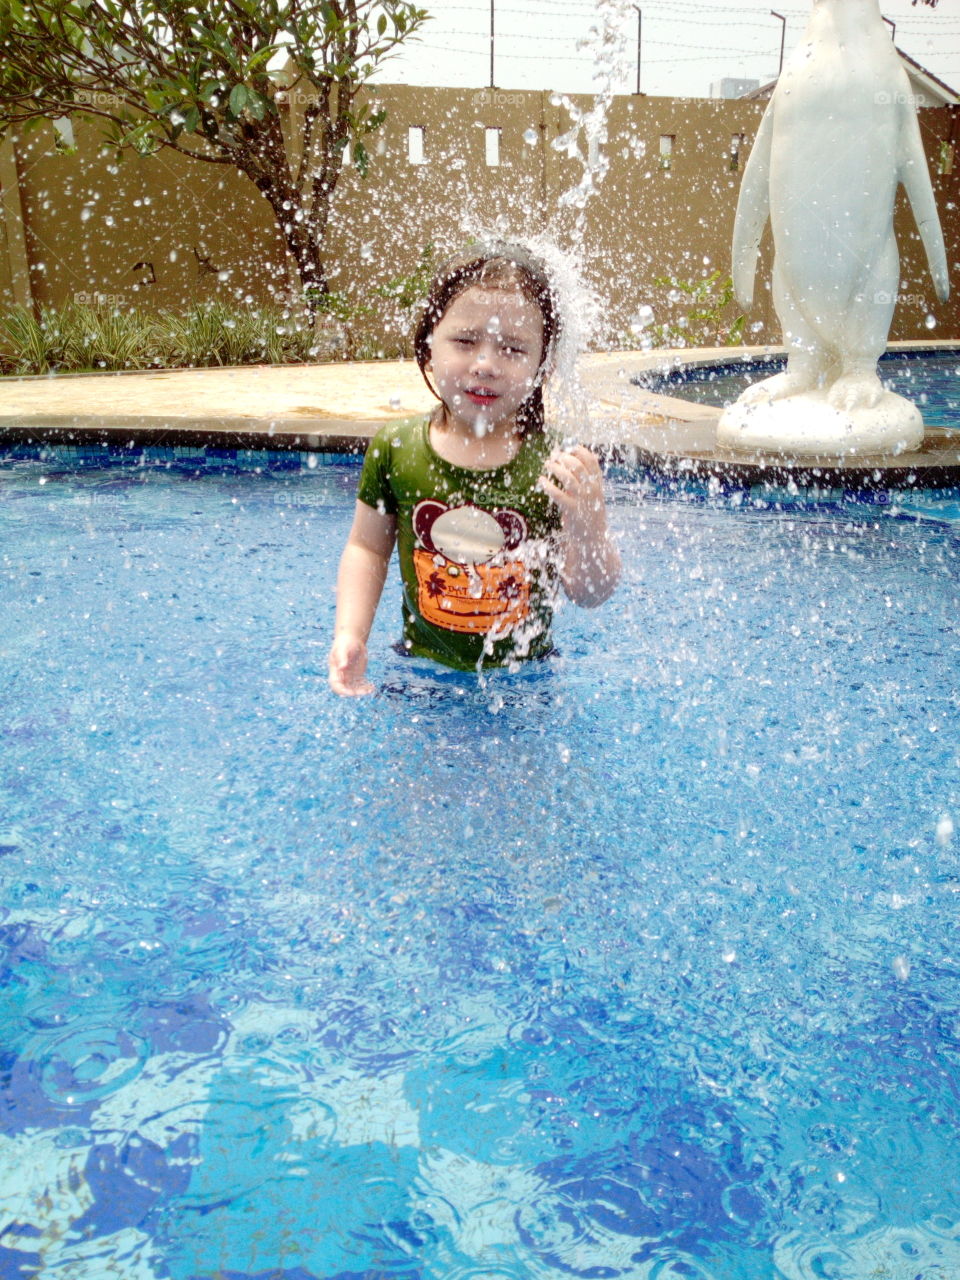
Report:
412,499,530,635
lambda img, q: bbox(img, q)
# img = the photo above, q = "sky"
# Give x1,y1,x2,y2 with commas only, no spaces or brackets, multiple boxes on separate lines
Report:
373,0,960,100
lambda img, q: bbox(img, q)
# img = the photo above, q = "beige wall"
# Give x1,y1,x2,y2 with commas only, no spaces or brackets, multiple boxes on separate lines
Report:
1,86,957,347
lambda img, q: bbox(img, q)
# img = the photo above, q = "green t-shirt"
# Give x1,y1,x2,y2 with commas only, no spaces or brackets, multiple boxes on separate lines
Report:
357,416,562,670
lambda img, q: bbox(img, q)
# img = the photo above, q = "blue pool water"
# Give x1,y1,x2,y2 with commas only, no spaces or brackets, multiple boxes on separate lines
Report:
2,446,960,1279
640,350,960,429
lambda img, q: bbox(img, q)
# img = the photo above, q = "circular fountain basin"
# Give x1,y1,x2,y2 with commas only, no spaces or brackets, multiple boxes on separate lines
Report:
612,344,960,489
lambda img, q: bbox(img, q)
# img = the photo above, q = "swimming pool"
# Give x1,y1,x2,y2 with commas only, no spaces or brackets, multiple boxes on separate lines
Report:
639,350,960,430
2,445,959,1279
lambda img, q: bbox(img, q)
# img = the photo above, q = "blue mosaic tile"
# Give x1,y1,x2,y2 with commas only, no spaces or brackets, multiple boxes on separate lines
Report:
0,443,364,472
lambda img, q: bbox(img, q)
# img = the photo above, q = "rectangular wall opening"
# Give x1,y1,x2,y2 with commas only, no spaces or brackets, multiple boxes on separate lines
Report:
408,126,426,165
484,127,501,167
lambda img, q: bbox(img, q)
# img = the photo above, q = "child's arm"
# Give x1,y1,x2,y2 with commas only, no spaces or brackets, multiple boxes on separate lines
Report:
329,500,398,696
539,445,621,607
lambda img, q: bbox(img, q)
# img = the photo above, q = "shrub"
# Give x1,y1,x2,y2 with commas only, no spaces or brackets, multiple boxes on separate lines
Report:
624,272,747,350
0,301,345,375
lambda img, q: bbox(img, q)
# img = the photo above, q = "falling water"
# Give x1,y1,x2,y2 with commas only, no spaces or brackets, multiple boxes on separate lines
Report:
552,0,635,218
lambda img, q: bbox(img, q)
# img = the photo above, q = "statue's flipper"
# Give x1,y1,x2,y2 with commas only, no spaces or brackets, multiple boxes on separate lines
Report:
731,100,774,310
897,100,950,303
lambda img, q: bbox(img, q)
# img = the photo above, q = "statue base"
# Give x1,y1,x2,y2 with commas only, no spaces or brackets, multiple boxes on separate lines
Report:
716,389,924,458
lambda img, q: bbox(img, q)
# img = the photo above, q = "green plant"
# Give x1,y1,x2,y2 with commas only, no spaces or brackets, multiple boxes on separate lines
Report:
303,287,375,359
372,243,435,356
640,271,746,349
375,243,435,313
0,301,343,375
0,302,156,373
0,306,60,374
65,303,161,370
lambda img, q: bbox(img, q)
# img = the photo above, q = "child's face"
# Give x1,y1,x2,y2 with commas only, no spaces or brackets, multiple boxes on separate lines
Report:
426,285,546,435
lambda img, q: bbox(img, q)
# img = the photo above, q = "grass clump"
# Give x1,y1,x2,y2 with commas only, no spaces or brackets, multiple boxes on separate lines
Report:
0,301,342,376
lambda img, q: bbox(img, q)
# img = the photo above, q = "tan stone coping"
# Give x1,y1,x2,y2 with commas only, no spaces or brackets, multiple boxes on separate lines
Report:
2,342,960,487
0,360,437,446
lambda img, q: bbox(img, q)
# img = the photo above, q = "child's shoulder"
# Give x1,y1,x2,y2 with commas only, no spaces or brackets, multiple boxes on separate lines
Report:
358,416,431,507
368,414,429,450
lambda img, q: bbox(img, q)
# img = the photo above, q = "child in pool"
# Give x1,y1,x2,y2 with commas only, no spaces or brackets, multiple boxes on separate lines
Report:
328,243,620,695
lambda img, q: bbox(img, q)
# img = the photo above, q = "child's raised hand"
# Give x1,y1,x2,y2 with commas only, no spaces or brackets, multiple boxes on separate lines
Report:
538,444,620,607
329,634,375,697
538,445,607,534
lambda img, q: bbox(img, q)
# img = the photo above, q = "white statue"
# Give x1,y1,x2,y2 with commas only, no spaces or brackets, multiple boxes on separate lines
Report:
717,0,950,456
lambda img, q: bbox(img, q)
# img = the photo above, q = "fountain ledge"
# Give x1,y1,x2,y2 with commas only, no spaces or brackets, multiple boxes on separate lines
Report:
582,341,960,490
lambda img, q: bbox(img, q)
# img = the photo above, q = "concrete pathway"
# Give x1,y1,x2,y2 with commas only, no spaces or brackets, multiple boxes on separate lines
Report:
2,343,959,486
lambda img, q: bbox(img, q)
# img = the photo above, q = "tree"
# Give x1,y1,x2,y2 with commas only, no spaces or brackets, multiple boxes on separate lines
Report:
0,0,429,307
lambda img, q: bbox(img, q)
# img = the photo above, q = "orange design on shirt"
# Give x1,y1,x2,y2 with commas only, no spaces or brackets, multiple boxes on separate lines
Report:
413,548,530,635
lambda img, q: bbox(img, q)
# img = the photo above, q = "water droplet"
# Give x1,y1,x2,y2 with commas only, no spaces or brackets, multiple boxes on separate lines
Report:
892,955,911,981
924,314,937,330
523,128,538,146
936,813,954,846
630,304,654,336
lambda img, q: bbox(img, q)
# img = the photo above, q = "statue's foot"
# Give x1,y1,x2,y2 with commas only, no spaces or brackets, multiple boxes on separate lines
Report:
737,370,817,406
827,371,885,411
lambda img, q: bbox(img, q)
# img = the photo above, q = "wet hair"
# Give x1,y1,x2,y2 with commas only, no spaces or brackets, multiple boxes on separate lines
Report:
413,242,560,437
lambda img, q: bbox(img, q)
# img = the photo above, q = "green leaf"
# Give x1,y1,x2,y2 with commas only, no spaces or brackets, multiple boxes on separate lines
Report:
244,44,280,75
144,85,168,112
125,120,162,155
228,83,249,114
364,107,386,135
245,89,267,120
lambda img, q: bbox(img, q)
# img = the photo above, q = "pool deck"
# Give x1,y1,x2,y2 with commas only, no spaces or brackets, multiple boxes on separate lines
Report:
2,340,960,487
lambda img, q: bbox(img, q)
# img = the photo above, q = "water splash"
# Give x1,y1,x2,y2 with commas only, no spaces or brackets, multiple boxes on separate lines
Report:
552,0,634,222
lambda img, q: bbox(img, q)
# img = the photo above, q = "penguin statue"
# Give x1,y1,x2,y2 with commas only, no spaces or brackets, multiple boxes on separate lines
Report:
717,0,950,456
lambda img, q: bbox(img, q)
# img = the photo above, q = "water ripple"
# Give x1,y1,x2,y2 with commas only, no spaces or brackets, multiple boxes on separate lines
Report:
774,1222,960,1280
37,1024,149,1106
